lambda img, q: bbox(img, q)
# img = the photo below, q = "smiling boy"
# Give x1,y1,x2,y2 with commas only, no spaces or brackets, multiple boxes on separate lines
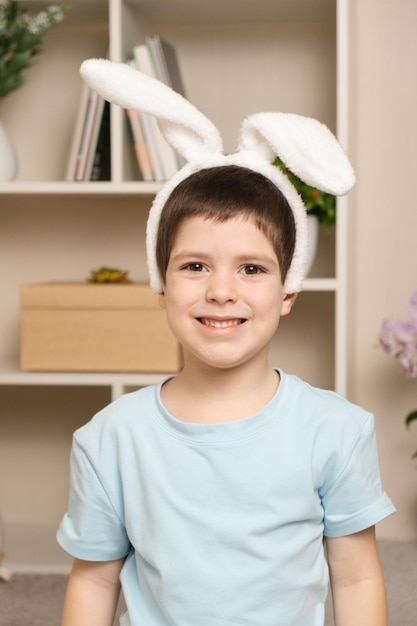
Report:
58,164,395,626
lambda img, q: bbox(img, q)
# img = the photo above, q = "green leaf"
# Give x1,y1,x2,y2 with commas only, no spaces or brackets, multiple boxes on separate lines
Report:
0,73,23,98
0,1,71,101
272,156,336,226
405,410,417,427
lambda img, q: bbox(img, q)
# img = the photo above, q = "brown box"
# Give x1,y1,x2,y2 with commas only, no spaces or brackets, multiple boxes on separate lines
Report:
20,283,181,372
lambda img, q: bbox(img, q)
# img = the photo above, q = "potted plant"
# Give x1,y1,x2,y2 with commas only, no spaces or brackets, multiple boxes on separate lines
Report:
273,156,336,275
378,291,417,457
273,156,336,227
0,1,70,180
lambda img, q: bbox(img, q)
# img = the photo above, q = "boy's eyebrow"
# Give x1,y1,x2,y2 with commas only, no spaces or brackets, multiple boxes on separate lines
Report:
169,250,209,262
170,250,278,266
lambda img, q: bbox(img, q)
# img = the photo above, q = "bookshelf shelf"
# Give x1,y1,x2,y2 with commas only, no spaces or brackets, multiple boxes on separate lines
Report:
0,0,347,391
0,359,168,401
0,0,348,388
0,0,352,571
0,181,162,196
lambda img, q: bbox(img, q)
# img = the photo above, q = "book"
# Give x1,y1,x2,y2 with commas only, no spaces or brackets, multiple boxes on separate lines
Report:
73,89,98,181
126,107,153,182
66,46,109,182
82,91,106,181
90,100,111,181
144,36,185,170
132,43,180,181
145,35,185,96
124,57,160,181
66,85,106,181
65,82,90,180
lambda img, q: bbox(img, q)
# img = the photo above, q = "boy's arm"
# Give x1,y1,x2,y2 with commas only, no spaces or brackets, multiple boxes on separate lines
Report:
61,557,125,626
326,526,387,626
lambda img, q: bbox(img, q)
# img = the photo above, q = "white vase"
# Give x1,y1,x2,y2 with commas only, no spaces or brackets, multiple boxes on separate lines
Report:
305,214,319,276
0,121,17,182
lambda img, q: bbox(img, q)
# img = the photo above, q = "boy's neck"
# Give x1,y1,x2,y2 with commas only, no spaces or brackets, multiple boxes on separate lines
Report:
160,360,280,424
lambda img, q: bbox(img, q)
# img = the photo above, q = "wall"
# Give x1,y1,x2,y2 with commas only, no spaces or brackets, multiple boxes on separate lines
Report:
158,21,336,152
348,0,417,540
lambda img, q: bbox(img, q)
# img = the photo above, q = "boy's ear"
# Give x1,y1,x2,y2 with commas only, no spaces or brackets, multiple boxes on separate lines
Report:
281,292,298,316
158,292,166,309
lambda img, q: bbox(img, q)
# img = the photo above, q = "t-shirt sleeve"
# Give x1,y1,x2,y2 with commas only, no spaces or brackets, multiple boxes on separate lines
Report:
57,436,131,561
320,412,395,537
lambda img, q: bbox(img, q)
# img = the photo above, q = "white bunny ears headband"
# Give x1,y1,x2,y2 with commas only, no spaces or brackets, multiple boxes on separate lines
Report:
80,59,355,293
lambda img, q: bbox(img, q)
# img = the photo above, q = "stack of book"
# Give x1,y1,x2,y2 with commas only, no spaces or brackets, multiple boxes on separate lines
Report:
126,35,186,182
65,36,184,183
65,81,111,182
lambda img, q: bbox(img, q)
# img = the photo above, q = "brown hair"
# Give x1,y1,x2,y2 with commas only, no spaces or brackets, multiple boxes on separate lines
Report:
156,165,296,284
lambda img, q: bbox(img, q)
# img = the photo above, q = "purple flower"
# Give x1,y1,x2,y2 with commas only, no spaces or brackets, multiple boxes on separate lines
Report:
378,291,417,379
380,292,417,457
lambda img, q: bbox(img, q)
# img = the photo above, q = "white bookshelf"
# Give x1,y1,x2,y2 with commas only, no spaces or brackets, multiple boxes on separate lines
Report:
0,0,350,572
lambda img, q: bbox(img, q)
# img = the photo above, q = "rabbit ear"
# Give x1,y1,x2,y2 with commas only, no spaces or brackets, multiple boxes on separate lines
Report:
238,112,355,195
80,59,223,161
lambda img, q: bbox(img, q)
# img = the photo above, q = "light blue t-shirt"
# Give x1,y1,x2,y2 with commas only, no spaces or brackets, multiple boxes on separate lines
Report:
57,371,395,626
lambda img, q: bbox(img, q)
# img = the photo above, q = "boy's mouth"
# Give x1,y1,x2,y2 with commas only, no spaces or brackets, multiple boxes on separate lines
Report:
198,318,246,328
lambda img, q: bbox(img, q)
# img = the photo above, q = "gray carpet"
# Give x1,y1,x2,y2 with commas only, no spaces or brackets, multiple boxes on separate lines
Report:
0,541,415,625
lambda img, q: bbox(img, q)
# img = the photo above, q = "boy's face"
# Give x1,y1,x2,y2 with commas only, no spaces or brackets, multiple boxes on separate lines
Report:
159,214,297,372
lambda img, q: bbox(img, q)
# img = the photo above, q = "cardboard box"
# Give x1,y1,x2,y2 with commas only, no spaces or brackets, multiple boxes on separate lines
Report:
20,283,181,372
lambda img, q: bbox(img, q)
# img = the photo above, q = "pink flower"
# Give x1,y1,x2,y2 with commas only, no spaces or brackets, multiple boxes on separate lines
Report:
378,292,417,379
380,292,417,457
399,350,417,378
379,320,402,357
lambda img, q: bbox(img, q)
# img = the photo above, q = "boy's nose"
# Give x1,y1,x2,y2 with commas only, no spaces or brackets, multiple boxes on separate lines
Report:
205,272,238,304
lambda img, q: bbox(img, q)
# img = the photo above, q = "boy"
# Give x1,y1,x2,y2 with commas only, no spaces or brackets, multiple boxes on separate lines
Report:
58,59,395,625
58,165,394,626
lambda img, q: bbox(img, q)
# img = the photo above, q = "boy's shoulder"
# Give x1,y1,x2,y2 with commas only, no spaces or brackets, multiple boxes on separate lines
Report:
283,374,378,482
73,383,159,447
281,371,373,431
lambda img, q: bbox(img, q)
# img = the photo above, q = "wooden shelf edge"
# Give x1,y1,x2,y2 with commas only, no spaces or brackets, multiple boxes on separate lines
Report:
0,181,163,196
0,360,171,389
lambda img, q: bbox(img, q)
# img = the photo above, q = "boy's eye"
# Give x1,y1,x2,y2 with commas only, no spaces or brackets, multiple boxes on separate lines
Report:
184,262,206,272
242,265,264,275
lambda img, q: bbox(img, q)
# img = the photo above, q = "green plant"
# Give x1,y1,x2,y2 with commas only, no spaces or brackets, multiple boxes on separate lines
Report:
0,1,70,99
273,156,336,227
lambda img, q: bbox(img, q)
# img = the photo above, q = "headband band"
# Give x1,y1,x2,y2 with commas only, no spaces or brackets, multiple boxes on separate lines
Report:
80,59,355,293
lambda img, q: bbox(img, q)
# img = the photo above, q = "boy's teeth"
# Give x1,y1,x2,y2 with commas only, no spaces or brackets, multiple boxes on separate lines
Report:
200,319,242,328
